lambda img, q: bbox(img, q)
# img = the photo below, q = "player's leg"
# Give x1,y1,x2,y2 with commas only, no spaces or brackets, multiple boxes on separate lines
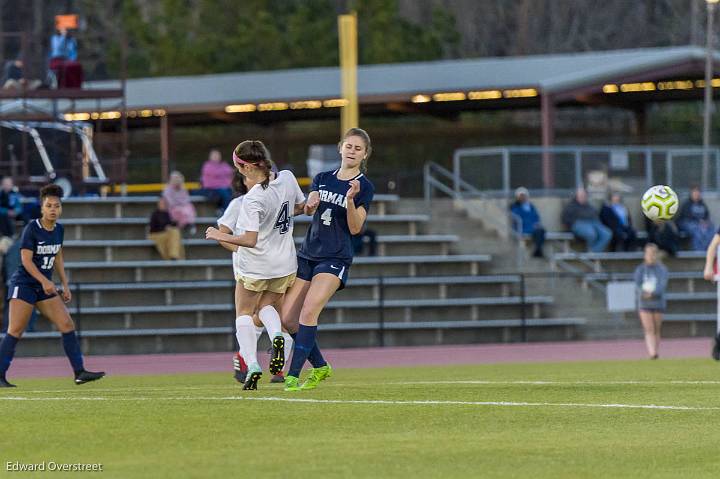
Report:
256,290,285,375
235,283,263,389
268,294,292,383
0,297,35,387
715,280,720,361
638,310,657,358
652,311,663,358
285,273,339,391
232,281,263,383
35,295,105,384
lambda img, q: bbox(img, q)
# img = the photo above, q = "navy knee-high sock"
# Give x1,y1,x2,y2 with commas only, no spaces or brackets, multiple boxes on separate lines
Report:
0,334,19,376
62,331,84,374
290,332,326,368
288,324,318,378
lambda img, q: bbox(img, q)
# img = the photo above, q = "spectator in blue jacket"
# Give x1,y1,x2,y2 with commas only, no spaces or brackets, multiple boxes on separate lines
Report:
0,177,22,238
510,187,545,258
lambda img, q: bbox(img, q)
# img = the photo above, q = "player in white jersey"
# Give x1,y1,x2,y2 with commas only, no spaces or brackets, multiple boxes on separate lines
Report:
216,171,293,384
206,140,305,390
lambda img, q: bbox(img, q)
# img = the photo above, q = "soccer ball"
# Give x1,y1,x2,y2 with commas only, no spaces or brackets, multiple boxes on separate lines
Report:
641,185,678,221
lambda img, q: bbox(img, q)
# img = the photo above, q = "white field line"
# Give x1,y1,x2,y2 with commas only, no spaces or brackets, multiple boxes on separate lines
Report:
10,380,720,395
0,395,719,411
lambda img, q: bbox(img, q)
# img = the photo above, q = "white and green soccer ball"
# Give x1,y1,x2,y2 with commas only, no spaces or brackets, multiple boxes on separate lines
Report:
641,185,678,221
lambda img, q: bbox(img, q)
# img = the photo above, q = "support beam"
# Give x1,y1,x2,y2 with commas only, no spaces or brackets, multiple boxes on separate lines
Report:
160,115,174,182
633,105,647,143
541,93,556,188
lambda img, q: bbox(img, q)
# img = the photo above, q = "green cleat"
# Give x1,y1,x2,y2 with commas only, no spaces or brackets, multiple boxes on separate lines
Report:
284,375,301,391
300,364,332,390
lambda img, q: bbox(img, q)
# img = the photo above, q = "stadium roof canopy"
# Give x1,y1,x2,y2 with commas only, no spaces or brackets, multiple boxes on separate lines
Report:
3,46,720,182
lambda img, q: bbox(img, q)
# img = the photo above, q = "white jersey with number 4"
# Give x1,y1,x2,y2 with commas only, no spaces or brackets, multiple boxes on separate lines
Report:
217,195,245,278
235,170,305,279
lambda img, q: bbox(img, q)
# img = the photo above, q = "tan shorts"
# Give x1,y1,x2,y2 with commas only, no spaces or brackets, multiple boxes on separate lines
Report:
236,273,296,294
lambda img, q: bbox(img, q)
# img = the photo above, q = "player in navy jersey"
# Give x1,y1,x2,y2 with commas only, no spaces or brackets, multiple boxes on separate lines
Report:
0,184,104,387
282,128,374,391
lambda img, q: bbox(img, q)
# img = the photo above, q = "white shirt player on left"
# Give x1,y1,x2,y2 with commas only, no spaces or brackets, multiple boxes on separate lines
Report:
215,170,303,381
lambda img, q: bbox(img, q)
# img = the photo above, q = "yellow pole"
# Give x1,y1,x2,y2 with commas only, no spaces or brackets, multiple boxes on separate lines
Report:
338,12,358,134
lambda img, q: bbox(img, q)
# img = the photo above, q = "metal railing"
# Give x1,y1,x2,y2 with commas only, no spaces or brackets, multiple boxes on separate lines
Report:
445,145,720,198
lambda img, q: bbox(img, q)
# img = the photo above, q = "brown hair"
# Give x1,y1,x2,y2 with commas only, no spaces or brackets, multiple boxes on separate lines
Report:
234,140,272,189
40,184,63,203
232,171,249,197
338,127,372,173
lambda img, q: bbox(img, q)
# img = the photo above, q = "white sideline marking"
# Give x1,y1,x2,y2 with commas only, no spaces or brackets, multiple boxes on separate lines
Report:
1,395,719,411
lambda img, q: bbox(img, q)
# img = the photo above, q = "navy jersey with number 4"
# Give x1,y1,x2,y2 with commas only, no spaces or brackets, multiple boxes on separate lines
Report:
11,219,64,286
299,169,374,263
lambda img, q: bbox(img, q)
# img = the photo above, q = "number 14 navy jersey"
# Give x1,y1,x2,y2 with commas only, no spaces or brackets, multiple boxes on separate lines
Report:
11,219,64,286
298,169,374,263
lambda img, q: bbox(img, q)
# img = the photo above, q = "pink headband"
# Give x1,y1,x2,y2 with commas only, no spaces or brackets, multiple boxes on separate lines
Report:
233,151,252,167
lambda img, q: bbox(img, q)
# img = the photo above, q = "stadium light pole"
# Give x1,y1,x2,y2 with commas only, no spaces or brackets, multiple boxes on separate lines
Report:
338,12,359,133
703,0,719,192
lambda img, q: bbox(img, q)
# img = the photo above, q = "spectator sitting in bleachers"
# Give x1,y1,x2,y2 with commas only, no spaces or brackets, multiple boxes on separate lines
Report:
600,192,639,252
200,148,234,213
148,197,185,260
2,58,41,90
561,187,612,252
645,217,680,257
352,225,377,257
0,177,23,238
49,27,83,88
676,186,715,251
162,171,197,235
510,187,545,258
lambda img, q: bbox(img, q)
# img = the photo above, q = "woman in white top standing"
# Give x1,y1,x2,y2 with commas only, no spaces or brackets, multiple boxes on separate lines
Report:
206,140,305,390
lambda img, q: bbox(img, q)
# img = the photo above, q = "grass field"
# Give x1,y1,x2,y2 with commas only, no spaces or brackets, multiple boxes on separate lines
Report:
3,358,720,478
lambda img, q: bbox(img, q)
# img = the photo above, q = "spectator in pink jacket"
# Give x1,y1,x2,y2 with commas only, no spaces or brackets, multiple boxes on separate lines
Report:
200,148,234,212
162,171,197,234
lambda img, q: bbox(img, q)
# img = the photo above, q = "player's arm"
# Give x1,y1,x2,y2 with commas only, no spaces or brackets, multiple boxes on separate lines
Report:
304,191,319,216
20,249,56,296
205,227,258,248
346,180,367,235
55,248,71,303
294,202,306,216
704,234,720,281
217,225,239,252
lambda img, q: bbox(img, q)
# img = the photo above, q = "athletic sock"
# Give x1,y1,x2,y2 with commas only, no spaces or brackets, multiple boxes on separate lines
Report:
282,332,293,370
0,333,19,376
289,331,324,368
288,324,317,378
254,324,264,343
235,315,258,366
61,331,85,374
258,305,282,338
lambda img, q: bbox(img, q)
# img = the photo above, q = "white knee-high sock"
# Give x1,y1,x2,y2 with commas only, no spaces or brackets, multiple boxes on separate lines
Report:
235,315,258,367
282,332,293,370
258,305,282,338
255,325,264,343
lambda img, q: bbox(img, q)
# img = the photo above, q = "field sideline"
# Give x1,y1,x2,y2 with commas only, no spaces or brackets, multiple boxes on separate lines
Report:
3,351,720,478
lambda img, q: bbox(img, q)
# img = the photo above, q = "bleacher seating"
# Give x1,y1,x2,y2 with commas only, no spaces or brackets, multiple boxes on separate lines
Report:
11,195,585,355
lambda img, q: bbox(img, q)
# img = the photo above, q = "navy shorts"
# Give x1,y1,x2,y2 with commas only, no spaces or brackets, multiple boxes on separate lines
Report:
296,256,351,291
7,283,57,305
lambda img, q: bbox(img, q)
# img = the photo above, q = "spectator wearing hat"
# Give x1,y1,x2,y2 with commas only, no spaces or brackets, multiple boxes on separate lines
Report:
510,187,546,258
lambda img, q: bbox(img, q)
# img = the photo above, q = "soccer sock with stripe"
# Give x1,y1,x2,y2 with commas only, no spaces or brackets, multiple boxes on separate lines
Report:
62,331,85,374
288,324,317,378
0,333,19,377
257,305,282,338
289,331,324,368
235,315,258,367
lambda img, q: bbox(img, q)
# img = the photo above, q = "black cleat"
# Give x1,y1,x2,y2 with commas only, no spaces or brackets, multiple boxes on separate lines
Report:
713,333,720,361
0,377,16,388
75,369,105,385
233,353,248,383
269,335,285,375
243,370,262,390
